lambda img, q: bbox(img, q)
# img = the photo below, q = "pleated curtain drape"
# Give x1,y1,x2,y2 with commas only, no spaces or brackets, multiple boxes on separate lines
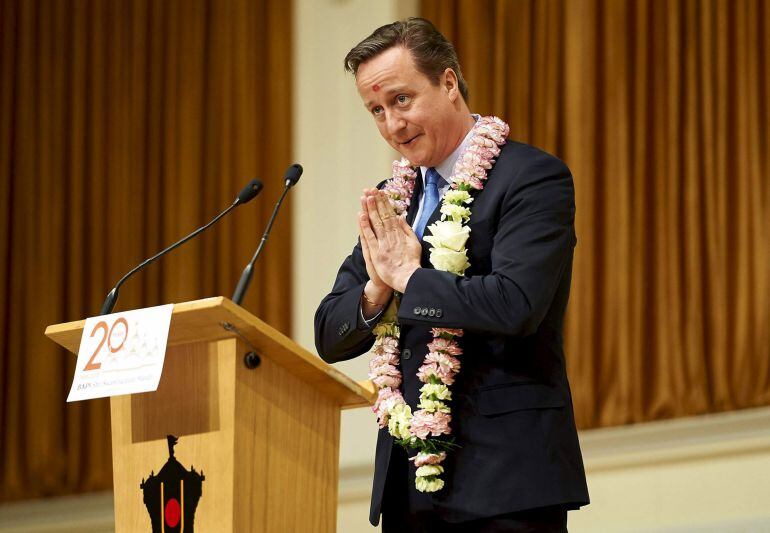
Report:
0,0,292,501
422,0,770,429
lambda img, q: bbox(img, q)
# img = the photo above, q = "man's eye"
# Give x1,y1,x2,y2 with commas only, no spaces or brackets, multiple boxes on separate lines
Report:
396,95,410,104
372,106,383,115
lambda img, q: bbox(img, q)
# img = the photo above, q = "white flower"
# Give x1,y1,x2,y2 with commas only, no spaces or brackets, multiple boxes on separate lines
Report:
416,464,444,477
429,247,470,275
444,189,473,205
423,220,470,252
417,398,451,413
440,203,471,223
387,403,413,440
416,476,445,492
421,383,451,400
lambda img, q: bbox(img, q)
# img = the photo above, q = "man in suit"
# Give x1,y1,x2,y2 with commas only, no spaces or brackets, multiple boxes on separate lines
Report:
315,18,589,532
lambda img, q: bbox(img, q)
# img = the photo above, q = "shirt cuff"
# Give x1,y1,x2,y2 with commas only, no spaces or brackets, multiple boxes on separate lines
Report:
358,303,384,330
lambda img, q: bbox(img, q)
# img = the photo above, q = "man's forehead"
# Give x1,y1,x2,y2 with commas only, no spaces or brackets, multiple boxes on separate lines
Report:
361,84,409,108
356,48,414,84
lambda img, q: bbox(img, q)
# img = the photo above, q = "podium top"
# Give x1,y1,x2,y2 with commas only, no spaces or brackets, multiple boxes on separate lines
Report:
45,297,375,409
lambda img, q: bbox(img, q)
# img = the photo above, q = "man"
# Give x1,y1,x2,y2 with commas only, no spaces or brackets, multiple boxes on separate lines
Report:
315,18,589,532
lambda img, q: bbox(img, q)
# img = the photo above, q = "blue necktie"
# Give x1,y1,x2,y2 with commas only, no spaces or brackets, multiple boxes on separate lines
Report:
415,167,442,239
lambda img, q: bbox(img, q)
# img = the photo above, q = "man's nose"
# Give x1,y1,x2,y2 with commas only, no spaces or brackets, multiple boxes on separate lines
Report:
386,112,407,137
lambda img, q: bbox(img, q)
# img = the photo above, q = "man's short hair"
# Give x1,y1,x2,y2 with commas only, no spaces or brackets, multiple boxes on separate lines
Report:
344,17,469,102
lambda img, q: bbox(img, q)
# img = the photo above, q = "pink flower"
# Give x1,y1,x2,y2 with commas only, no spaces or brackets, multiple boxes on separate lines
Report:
392,158,418,180
369,353,399,374
416,362,441,383
380,336,399,353
372,373,401,390
367,360,398,379
432,328,464,337
462,152,492,170
391,199,409,213
409,410,452,439
373,337,399,357
455,173,485,190
418,352,460,384
384,178,411,200
382,160,416,215
371,349,399,366
472,136,498,149
465,166,489,180
427,337,463,356
425,352,461,374
409,452,447,467
373,387,404,427
369,361,402,389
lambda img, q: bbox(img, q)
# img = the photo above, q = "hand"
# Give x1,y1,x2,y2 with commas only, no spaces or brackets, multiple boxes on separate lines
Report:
358,194,393,318
358,206,390,293
359,189,422,293
358,232,392,320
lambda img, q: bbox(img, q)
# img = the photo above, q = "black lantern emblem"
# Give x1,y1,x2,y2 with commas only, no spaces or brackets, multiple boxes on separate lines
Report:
140,435,205,532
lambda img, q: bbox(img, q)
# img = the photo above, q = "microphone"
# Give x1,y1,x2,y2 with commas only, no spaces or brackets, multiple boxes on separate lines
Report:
98,179,264,315
231,163,303,306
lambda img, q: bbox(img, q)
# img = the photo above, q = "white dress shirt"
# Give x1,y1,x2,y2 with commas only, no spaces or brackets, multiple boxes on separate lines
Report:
412,115,478,229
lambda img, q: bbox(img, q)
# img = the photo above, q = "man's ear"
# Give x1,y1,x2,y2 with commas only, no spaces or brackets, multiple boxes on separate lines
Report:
443,68,460,103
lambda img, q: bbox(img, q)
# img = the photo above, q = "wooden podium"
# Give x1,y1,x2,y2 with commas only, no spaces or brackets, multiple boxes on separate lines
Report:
45,297,375,532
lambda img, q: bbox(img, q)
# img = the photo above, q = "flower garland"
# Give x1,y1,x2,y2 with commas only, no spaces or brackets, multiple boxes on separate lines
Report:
367,116,510,492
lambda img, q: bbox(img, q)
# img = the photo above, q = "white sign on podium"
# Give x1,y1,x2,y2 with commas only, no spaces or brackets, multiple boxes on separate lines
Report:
67,304,173,402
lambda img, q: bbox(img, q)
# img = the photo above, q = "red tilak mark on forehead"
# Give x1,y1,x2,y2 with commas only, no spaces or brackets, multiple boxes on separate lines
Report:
372,84,380,92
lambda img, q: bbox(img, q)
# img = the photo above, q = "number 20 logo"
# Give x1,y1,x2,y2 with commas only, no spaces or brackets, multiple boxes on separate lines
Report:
83,317,129,371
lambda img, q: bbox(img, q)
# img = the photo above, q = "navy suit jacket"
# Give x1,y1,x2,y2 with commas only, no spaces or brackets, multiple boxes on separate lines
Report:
314,141,590,525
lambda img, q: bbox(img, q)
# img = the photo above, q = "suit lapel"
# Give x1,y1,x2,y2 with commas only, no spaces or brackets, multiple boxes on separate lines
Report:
405,168,423,226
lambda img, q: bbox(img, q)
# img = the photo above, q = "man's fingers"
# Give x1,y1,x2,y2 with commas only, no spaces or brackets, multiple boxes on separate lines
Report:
359,211,380,253
359,217,376,270
397,216,414,239
375,191,397,232
374,191,405,251
366,195,386,240
362,192,385,242
358,214,370,253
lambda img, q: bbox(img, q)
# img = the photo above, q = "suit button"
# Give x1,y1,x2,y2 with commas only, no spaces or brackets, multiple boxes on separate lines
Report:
402,348,412,360
436,309,443,318
413,306,421,315
420,307,428,316
428,308,436,317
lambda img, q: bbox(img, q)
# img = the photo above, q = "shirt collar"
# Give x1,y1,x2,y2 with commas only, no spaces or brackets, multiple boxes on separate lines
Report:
420,113,479,185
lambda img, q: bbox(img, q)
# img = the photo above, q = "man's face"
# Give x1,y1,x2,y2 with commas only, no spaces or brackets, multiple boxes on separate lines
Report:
356,46,462,167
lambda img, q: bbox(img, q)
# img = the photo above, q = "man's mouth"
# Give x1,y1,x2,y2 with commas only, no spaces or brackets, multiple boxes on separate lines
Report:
398,134,421,146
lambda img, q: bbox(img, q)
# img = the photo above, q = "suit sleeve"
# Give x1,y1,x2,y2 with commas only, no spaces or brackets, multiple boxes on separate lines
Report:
397,150,576,337
314,180,392,363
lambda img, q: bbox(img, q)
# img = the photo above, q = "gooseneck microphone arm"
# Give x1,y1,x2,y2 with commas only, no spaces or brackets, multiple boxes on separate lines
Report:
99,179,263,316
231,163,303,306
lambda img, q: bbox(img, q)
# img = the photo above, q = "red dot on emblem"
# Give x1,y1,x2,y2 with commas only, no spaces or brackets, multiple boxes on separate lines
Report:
165,498,181,527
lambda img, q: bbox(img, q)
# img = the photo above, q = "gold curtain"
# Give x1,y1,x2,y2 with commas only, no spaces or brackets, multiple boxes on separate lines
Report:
0,0,292,501
422,0,770,429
